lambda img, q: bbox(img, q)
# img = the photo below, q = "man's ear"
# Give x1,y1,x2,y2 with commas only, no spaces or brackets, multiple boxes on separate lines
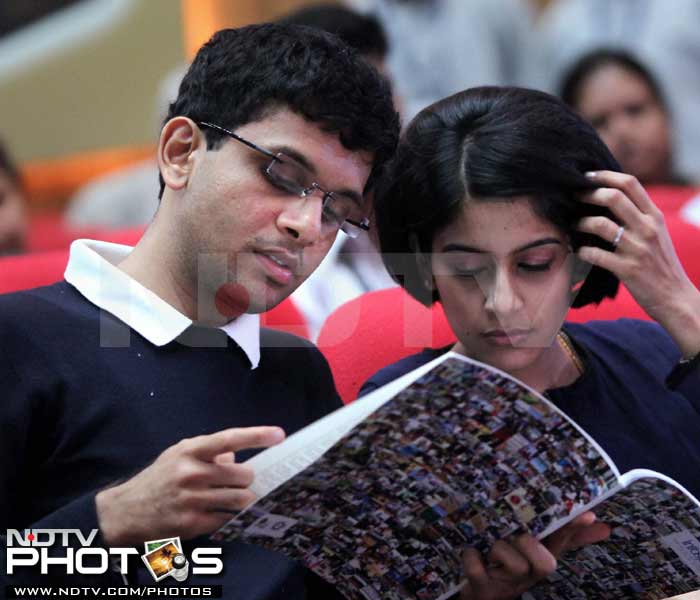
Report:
157,117,204,192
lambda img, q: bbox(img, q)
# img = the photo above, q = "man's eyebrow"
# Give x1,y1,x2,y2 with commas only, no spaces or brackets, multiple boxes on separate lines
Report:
441,238,563,254
272,145,364,206
271,145,316,173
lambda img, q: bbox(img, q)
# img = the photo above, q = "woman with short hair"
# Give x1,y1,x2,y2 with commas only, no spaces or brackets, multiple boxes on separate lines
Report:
365,86,700,599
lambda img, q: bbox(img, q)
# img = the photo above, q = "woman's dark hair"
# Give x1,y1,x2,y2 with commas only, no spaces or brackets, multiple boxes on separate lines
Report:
560,49,668,112
375,86,621,308
160,22,399,197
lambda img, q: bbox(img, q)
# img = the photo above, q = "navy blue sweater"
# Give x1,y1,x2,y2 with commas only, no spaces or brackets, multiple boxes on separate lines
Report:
361,320,700,500
0,282,343,598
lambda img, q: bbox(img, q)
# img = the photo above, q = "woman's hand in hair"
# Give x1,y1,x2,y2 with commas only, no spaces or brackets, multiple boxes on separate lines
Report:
459,512,610,600
577,171,700,357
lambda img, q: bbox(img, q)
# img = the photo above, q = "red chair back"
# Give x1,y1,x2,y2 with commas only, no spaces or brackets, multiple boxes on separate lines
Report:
646,185,698,216
0,248,308,339
0,249,69,295
260,299,310,340
317,288,455,404
26,215,145,252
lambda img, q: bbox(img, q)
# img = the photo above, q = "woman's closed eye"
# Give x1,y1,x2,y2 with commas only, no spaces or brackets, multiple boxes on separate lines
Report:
518,261,553,273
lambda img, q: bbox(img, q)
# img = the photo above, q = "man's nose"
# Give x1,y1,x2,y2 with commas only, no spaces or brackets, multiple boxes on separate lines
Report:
276,193,325,245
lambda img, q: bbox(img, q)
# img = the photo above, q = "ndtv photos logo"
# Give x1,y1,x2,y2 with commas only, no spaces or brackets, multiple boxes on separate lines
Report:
6,529,223,582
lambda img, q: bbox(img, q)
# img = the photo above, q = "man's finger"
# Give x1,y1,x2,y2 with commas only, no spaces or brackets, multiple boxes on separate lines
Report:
209,461,255,489
187,426,285,460
213,452,235,466
205,487,258,513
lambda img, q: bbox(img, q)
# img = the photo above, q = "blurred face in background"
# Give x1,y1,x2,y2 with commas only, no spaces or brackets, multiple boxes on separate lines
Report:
0,168,27,255
575,63,672,184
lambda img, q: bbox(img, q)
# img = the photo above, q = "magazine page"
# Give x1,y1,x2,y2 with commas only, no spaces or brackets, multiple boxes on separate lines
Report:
245,352,449,498
213,354,619,600
525,476,700,599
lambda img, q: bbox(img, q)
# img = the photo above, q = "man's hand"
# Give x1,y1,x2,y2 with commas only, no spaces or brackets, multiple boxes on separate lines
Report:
95,426,285,545
459,511,611,600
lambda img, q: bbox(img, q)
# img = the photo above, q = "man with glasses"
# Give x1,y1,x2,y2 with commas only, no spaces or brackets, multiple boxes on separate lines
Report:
0,23,398,597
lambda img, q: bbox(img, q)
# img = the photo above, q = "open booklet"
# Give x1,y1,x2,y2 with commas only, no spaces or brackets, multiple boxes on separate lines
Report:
211,352,700,600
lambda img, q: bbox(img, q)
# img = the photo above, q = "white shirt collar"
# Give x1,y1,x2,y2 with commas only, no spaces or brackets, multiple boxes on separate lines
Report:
64,239,260,369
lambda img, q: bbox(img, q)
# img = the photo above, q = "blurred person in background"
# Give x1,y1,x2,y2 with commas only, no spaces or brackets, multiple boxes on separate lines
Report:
281,3,398,338
535,0,700,181
280,3,390,79
0,139,28,255
64,65,187,229
560,49,684,186
348,0,535,121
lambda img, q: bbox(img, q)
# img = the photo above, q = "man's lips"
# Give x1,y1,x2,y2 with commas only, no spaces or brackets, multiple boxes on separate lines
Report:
254,249,299,286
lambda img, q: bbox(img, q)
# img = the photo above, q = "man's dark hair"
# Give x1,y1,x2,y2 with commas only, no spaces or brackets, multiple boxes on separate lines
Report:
560,49,668,111
279,4,387,59
375,86,621,308
159,22,398,197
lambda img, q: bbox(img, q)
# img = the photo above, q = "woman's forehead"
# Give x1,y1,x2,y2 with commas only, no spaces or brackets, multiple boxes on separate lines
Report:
434,197,566,252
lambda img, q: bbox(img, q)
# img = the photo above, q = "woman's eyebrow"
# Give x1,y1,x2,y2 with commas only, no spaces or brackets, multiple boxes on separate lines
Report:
514,238,563,252
441,238,562,254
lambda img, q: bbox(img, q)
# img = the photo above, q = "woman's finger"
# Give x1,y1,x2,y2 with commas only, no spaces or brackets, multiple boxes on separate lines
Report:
577,216,627,250
488,539,531,579
544,512,611,557
580,187,636,228
511,536,557,579
461,547,490,594
577,245,628,274
585,170,659,215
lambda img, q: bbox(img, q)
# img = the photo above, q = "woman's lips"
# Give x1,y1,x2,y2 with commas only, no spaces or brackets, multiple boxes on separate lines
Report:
481,329,533,347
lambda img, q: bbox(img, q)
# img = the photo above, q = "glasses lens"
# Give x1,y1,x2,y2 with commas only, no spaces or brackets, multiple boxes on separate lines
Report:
270,155,368,237
267,158,307,195
339,220,363,238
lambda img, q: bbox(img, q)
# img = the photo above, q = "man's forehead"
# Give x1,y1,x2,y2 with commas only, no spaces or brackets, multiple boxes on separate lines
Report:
246,115,370,175
239,108,372,162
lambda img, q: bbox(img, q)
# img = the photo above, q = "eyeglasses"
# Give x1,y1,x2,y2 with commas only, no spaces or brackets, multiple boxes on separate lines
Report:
198,121,370,238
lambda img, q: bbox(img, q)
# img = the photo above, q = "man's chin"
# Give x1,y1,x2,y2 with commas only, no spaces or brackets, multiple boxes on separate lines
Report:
246,285,298,315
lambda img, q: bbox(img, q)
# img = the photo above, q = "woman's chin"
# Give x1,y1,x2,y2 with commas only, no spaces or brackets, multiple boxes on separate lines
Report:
470,345,545,379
